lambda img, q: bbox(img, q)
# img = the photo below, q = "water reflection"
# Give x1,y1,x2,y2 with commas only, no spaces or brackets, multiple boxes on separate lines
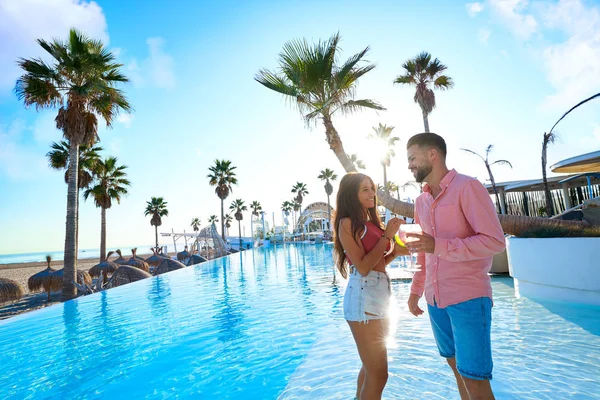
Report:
213,262,246,343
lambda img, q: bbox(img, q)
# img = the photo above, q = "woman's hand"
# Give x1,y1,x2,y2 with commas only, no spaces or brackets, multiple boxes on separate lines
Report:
393,242,410,256
384,217,403,239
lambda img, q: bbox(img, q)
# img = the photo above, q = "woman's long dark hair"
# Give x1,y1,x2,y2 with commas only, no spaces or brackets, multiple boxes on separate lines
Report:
333,173,383,278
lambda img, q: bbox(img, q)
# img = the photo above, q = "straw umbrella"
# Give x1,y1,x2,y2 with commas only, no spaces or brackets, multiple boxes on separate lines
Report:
53,268,93,288
106,265,152,288
89,251,120,285
114,249,128,265
177,246,190,263
154,258,186,276
0,278,24,303
145,248,165,267
126,248,150,272
187,254,208,266
28,255,62,301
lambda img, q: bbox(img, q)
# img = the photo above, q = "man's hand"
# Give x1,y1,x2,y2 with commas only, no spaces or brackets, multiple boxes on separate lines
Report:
408,293,424,316
406,232,435,254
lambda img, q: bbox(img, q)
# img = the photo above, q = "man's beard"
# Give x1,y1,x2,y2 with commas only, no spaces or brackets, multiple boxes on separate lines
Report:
414,164,433,183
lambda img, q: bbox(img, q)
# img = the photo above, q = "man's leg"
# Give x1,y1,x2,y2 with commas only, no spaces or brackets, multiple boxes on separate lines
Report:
447,297,495,400
427,301,468,399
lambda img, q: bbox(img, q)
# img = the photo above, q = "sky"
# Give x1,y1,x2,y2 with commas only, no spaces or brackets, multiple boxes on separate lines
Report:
1,0,599,255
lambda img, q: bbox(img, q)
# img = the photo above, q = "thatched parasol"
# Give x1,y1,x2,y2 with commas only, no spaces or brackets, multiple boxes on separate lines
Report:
177,246,190,262
126,248,150,272
106,265,152,288
89,251,120,285
0,278,24,303
53,268,93,289
145,248,165,267
154,258,186,276
27,255,62,301
114,249,128,265
187,254,208,266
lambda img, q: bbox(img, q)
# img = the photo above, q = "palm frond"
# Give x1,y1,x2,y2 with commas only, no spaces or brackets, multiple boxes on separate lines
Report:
549,92,600,134
491,159,513,168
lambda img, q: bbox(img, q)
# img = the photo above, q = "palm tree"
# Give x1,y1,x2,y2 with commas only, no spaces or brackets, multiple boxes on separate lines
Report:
16,29,132,300
461,145,512,213
394,51,453,133
190,218,201,232
318,168,337,233
291,182,308,232
385,181,399,199
208,215,219,224
249,201,262,240
83,156,130,262
368,123,400,189
281,201,293,227
207,159,238,240
347,153,366,170
541,92,600,216
229,199,248,249
47,140,102,254
144,197,168,250
224,213,233,236
256,33,384,174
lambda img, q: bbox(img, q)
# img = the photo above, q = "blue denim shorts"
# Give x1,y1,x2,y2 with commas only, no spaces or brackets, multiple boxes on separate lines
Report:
343,269,391,323
427,297,493,380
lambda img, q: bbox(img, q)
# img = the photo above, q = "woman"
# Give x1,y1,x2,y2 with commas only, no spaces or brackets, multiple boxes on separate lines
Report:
333,173,408,400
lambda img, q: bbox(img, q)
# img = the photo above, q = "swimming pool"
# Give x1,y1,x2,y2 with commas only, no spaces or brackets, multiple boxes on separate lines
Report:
0,244,598,399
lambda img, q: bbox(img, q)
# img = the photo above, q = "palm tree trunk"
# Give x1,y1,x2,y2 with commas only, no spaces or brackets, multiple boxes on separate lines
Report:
485,163,501,214
238,220,242,250
62,144,79,301
383,164,388,190
220,199,225,240
541,136,555,216
422,109,430,133
100,207,107,262
155,225,159,249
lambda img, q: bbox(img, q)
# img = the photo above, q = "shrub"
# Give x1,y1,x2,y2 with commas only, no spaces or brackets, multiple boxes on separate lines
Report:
517,226,600,238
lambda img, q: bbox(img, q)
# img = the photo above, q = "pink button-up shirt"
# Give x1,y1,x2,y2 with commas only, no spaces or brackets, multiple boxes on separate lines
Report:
410,169,506,308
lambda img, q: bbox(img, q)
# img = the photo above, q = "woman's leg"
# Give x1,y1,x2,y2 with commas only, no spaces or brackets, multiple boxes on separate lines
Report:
348,319,389,400
356,365,365,399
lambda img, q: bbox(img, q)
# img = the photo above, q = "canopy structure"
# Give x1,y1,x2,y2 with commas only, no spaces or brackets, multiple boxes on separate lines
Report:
550,150,600,174
296,202,334,233
162,223,228,260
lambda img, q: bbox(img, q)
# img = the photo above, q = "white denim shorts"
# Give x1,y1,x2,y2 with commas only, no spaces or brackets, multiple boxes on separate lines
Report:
343,268,391,323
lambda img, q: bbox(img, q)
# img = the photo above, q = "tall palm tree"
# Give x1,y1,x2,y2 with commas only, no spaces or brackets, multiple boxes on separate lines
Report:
207,159,238,240
190,218,201,232
256,33,384,175
208,215,219,224
541,92,600,216
16,29,132,300
249,201,262,240
144,197,168,251
47,140,102,253
224,213,233,236
318,168,337,233
394,51,453,133
281,201,293,227
291,182,308,232
368,123,400,189
385,181,399,199
229,199,247,249
291,200,301,232
461,145,512,213
83,156,130,262
347,153,366,170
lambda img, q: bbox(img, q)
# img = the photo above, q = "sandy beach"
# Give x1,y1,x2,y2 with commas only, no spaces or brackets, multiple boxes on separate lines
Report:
0,252,176,320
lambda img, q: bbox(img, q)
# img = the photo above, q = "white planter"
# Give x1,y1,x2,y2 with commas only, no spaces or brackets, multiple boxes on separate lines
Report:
506,237,600,305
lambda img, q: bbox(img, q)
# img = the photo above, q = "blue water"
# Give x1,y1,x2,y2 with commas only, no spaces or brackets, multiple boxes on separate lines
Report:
0,244,599,399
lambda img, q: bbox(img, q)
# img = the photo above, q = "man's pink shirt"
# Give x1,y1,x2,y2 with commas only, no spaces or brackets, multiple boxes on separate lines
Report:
410,169,506,308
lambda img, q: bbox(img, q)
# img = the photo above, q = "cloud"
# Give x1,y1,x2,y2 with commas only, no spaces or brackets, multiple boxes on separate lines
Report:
0,119,50,180
117,113,134,128
0,0,109,91
466,2,485,17
488,0,538,39
125,37,175,90
32,112,61,145
478,28,492,44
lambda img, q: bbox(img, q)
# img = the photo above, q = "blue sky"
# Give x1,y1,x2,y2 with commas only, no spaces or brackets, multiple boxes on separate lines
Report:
1,0,599,255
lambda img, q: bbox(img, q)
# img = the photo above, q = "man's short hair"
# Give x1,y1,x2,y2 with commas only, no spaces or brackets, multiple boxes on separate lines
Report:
406,132,447,158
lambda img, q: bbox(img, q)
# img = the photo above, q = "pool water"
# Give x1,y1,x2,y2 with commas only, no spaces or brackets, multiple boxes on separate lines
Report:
0,244,599,399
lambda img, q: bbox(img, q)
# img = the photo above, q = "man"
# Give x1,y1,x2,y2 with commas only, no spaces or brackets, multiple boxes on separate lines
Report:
404,132,505,400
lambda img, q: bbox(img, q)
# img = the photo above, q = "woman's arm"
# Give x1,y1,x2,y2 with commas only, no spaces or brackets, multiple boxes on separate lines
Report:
339,218,402,276
383,242,410,266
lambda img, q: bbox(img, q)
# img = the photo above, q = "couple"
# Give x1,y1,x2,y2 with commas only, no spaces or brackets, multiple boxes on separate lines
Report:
333,133,506,400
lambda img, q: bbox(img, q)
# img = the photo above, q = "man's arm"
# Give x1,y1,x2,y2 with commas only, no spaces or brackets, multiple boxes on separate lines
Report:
434,179,506,262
